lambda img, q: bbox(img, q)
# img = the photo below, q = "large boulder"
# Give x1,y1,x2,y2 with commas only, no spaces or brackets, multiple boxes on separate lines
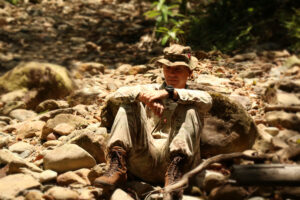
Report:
200,92,258,158
100,91,257,158
43,144,96,173
0,62,76,110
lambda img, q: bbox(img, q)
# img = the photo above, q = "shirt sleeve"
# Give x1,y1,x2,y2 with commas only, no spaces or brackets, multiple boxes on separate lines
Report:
107,84,158,104
175,89,213,112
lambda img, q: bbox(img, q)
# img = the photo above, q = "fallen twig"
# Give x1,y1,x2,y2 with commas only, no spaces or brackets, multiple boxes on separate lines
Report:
265,105,300,112
163,152,267,194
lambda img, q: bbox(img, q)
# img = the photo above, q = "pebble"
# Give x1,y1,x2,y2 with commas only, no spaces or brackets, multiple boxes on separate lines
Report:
264,127,279,136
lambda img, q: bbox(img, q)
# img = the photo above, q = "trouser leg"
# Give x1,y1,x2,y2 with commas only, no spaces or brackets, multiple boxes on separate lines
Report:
107,102,166,183
107,102,153,152
167,104,202,167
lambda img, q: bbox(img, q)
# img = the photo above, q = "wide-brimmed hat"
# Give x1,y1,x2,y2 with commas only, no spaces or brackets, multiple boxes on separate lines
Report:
156,44,198,71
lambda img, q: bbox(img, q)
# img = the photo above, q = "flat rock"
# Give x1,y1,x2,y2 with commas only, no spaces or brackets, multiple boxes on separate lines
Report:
44,186,79,200
9,109,37,121
20,168,57,183
265,111,300,132
16,120,45,139
36,99,69,113
43,144,96,173
53,123,75,136
67,86,108,106
67,131,106,163
41,114,88,140
229,94,252,110
0,174,40,200
25,190,44,200
57,171,88,186
277,91,300,106
9,141,34,154
0,149,42,173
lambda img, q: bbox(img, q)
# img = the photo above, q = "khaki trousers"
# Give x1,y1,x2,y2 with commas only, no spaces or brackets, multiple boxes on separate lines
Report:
107,102,202,183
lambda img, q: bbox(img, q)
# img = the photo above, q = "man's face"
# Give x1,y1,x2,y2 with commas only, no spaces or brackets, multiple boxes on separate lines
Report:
163,65,191,88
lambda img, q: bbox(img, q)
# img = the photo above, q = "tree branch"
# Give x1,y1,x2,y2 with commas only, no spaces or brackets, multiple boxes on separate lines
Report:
163,152,267,194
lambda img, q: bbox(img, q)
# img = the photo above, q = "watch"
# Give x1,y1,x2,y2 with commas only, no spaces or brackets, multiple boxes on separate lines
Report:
165,85,174,100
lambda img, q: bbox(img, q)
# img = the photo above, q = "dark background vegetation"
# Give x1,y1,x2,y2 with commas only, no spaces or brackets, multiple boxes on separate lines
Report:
146,0,299,54
6,0,300,54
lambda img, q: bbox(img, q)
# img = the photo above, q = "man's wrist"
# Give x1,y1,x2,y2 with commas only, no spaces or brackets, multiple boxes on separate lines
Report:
165,85,174,99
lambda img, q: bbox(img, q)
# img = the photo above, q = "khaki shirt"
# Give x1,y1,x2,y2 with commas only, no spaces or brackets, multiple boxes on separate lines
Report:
107,83,212,138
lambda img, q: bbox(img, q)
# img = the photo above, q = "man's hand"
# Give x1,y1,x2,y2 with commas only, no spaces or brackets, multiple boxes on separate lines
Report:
138,90,169,105
138,90,169,117
148,101,164,117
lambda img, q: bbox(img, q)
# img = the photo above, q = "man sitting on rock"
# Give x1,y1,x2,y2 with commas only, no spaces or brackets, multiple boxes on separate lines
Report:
94,44,212,199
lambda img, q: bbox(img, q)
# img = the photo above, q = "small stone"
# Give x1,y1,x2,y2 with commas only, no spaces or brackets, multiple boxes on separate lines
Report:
74,168,91,185
271,137,289,149
25,190,44,200
264,127,279,136
36,99,69,113
265,111,300,132
209,184,249,200
0,121,7,128
46,133,58,141
9,142,34,154
115,64,132,75
257,124,273,143
129,65,148,75
77,187,102,200
9,109,37,121
44,186,79,200
248,197,266,200
88,163,107,184
0,116,12,123
202,170,227,192
0,132,11,148
39,170,58,183
110,189,134,200
277,91,300,106
41,114,88,140
0,174,41,200
232,52,257,62
43,140,62,147
53,123,75,136
16,120,45,139
43,144,96,173
57,171,88,186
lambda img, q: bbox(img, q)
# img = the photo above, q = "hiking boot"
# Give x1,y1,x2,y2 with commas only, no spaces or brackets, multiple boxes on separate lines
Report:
164,155,186,200
94,146,127,188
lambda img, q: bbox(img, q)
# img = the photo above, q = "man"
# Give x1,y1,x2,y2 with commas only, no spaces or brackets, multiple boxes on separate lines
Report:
94,44,212,199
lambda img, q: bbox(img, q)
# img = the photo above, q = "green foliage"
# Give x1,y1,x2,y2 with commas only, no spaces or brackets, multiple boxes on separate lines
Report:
5,0,20,5
187,0,300,53
283,8,300,52
144,0,188,45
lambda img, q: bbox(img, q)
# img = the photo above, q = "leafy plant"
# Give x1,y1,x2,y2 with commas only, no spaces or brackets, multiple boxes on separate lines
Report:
144,0,188,45
5,0,20,4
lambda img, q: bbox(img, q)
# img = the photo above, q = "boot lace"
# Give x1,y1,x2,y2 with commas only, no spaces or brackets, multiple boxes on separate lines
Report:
103,149,124,176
